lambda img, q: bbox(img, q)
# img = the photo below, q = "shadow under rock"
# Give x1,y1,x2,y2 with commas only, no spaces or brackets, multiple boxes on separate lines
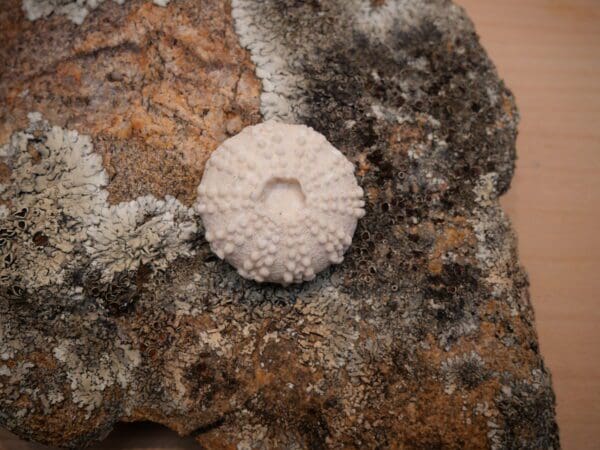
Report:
0,422,200,450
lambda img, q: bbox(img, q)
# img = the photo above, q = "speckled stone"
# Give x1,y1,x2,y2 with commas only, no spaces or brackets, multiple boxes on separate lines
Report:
0,0,559,449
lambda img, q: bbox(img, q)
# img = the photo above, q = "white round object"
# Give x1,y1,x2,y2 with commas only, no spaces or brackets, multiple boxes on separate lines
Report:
196,121,365,284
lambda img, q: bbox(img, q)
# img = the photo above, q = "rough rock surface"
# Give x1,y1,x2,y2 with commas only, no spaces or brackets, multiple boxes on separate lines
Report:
0,0,559,449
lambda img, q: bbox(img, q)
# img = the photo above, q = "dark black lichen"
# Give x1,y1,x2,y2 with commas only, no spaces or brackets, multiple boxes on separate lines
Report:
497,369,560,450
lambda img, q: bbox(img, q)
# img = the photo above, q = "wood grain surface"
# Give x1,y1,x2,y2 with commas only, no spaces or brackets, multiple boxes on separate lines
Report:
1,0,599,448
458,1,600,449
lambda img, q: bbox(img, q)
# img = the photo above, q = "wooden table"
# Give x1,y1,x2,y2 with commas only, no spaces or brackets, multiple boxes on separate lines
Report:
459,1,600,449
2,0,599,448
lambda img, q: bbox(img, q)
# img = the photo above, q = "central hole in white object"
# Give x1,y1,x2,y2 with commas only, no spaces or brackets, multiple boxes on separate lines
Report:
259,177,306,222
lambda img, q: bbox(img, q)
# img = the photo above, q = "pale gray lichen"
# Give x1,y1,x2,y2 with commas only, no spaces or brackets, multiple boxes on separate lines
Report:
470,173,517,309
0,114,198,288
350,0,467,42
86,196,197,279
22,0,171,25
52,339,140,418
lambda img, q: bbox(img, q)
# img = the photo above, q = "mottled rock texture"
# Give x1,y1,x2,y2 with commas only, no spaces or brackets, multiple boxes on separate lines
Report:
0,0,559,449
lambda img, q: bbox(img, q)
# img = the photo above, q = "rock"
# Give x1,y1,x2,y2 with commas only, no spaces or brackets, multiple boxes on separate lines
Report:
0,0,559,449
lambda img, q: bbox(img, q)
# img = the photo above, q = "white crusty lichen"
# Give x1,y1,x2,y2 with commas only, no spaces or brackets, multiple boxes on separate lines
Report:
86,195,197,277
0,113,197,288
52,339,140,418
470,172,509,270
230,0,298,122
196,121,365,285
22,0,171,25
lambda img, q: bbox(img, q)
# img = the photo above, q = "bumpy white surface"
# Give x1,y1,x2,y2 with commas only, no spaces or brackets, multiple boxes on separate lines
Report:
22,0,170,25
196,121,365,285
0,113,197,287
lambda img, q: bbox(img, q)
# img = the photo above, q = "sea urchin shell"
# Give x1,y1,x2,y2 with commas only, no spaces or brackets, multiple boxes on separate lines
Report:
196,121,365,284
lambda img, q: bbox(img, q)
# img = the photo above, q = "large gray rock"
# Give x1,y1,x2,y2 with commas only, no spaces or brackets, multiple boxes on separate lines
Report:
0,0,559,448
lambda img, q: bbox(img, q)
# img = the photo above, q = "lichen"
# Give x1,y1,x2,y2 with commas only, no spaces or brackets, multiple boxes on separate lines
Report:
22,0,170,25
52,339,140,418
232,0,466,124
0,114,198,290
